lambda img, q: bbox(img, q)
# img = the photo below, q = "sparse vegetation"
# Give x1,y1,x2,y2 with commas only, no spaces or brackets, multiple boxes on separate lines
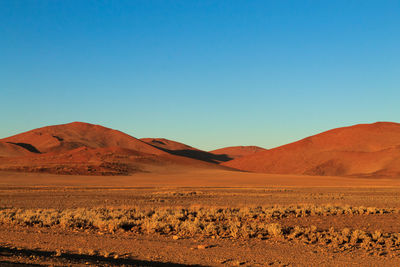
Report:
0,205,399,253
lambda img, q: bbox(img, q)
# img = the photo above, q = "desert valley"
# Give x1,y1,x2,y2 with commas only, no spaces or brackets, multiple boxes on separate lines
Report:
1,122,400,266
3,1,400,265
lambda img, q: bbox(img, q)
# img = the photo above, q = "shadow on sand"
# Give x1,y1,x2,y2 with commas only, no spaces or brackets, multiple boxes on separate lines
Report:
0,245,204,266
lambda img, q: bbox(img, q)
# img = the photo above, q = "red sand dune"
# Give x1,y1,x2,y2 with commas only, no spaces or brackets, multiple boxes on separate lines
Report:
223,122,400,178
141,138,231,163
210,146,267,160
0,122,226,175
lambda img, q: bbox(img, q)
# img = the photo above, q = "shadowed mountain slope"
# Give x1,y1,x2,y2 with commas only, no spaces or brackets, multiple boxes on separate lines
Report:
0,142,35,157
223,122,400,178
140,138,231,163
210,146,267,160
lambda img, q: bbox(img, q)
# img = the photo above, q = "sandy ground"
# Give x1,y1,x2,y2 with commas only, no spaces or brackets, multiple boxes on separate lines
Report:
1,225,400,267
1,169,400,187
1,170,400,266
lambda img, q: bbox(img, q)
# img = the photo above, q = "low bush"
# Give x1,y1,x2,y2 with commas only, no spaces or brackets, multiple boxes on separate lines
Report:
0,205,398,253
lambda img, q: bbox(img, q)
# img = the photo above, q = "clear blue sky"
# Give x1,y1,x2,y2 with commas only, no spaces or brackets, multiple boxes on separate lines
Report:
1,1,399,150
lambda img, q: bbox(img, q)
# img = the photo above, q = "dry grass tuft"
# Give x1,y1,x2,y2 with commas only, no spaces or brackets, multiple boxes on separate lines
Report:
0,205,399,253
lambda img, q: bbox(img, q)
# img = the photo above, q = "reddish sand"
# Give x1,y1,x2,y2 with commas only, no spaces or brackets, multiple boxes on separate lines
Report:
2,170,400,266
210,146,267,160
2,169,400,187
224,122,400,178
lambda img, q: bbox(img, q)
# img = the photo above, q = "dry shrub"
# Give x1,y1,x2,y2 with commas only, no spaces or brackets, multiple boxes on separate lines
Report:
1,205,399,253
267,223,283,238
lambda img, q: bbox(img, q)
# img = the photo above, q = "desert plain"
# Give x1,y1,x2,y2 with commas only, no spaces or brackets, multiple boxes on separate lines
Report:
1,122,400,266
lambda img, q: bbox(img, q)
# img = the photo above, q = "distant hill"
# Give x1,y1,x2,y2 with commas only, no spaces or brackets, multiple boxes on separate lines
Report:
210,146,267,160
2,121,400,178
223,122,400,178
1,122,164,155
0,122,226,175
